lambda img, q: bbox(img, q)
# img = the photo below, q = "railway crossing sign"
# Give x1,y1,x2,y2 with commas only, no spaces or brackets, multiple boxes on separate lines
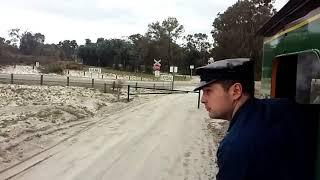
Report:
153,59,161,71
153,59,161,77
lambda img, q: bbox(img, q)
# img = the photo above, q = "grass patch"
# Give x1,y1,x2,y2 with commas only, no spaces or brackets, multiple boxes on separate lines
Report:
174,75,191,81
82,65,192,81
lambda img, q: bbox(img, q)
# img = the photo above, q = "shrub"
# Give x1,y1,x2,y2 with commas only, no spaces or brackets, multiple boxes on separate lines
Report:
40,63,65,74
65,62,83,70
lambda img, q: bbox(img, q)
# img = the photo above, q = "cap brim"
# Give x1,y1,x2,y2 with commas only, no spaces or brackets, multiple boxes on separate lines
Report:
193,79,218,91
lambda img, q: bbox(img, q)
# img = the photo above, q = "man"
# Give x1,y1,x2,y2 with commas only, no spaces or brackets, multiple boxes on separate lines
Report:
194,58,316,180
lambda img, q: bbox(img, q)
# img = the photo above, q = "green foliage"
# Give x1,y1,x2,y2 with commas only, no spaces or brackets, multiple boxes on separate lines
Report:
65,62,83,70
147,17,185,69
2,2,279,78
211,0,276,80
75,16,209,75
77,38,135,70
175,75,191,81
182,33,211,72
58,40,78,60
40,63,65,74
0,37,5,44
8,28,21,48
20,32,45,55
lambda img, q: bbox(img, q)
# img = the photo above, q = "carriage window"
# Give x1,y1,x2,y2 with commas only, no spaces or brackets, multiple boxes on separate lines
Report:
296,52,320,104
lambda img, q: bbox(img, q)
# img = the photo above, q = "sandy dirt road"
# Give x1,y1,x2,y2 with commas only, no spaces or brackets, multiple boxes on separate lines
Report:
0,92,217,180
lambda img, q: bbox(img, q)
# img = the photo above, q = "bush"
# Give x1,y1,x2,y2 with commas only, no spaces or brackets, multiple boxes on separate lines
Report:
175,75,191,81
40,63,65,74
65,62,83,70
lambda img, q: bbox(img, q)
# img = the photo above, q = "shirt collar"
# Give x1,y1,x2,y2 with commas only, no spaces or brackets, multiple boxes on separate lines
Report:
227,97,256,132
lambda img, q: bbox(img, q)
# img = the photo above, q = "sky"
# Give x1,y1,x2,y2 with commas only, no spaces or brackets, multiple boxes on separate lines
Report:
0,0,289,45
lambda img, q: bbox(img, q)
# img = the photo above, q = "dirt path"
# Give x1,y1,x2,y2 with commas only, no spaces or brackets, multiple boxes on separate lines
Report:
0,93,217,180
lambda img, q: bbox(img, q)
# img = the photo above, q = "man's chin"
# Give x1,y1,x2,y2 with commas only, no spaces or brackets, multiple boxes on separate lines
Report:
209,112,228,120
208,112,219,119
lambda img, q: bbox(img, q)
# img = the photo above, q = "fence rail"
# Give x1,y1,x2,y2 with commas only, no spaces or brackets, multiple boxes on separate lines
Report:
0,73,201,108
127,85,201,109
0,73,172,90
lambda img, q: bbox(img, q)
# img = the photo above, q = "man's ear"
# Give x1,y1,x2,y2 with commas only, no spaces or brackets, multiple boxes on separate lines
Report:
230,83,243,100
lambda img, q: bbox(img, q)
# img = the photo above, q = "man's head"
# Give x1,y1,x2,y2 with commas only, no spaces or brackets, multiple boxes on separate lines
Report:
194,58,254,120
201,80,254,120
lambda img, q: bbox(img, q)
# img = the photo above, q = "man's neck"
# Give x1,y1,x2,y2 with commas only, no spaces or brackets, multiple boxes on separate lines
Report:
231,95,251,119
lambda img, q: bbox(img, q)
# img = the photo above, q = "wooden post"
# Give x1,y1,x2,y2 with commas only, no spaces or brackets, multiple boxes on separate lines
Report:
116,75,118,79
10,74,13,84
67,77,70,86
83,70,85,76
113,81,115,90
104,83,107,93
171,73,175,90
102,75,104,79
40,75,43,86
91,79,94,88
127,85,130,102
198,90,201,109
135,82,138,90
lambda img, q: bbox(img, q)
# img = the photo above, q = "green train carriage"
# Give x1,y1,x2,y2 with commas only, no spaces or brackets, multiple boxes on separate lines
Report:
258,0,320,178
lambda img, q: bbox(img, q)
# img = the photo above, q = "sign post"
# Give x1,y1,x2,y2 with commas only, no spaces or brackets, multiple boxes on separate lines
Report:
153,59,161,78
89,68,101,73
190,65,194,77
170,66,178,90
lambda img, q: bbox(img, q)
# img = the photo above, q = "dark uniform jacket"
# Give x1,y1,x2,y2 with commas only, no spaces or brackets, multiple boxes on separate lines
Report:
216,98,317,180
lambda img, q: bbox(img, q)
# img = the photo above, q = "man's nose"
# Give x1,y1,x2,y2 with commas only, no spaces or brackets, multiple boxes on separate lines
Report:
201,92,206,104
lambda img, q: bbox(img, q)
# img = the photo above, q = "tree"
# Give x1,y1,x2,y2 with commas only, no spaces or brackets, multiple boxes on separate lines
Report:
34,33,45,44
19,31,45,55
76,38,135,69
0,37,5,44
58,40,78,60
0,37,5,56
85,39,92,45
184,33,211,66
8,28,21,47
39,44,64,59
211,0,276,79
147,17,184,70
129,33,150,71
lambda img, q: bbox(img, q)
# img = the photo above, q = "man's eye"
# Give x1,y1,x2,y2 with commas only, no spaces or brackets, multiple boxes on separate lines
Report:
204,90,210,94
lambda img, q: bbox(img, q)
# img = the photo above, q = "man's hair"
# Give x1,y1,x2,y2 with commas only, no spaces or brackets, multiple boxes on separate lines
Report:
217,80,254,97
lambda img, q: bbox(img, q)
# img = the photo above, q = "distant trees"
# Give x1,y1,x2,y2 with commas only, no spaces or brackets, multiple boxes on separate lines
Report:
76,17,210,74
8,28,21,48
77,38,134,70
0,29,74,64
147,17,185,70
58,40,78,60
19,32,45,55
2,0,280,77
184,33,211,66
0,15,214,73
